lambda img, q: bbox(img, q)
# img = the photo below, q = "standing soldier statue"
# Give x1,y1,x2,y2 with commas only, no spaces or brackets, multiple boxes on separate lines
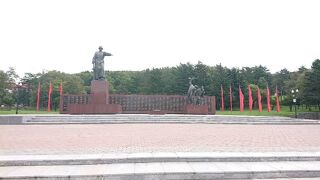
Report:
92,46,112,80
187,77,196,104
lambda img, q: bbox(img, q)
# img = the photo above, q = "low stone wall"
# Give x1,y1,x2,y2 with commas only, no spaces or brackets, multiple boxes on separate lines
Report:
60,94,216,114
0,116,23,125
297,112,320,120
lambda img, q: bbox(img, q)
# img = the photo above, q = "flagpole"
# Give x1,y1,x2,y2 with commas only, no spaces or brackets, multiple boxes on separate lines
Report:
36,81,40,111
239,84,244,112
257,86,262,112
229,85,232,112
59,82,63,113
221,85,224,112
47,82,52,112
267,85,271,112
276,86,281,112
249,84,253,112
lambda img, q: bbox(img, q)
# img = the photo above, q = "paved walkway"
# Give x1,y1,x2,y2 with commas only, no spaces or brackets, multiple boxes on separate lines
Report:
2,152,320,179
2,161,320,179
1,124,320,155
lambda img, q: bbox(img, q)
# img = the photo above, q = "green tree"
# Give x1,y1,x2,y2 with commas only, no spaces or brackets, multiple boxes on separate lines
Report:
20,71,86,110
106,71,138,94
300,59,320,110
271,68,290,98
75,71,93,93
171,63,195,95
0,68,19,107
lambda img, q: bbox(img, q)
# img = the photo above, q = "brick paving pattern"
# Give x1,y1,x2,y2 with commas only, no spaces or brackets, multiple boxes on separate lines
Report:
1,124,320,155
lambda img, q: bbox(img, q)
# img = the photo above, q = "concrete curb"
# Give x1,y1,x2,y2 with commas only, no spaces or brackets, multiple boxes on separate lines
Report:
1,114,319,125
2,152,320,179
1,161,320,179
1,152,320,166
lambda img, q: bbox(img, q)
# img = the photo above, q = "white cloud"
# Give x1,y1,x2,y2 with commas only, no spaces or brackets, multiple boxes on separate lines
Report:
0,0,319,77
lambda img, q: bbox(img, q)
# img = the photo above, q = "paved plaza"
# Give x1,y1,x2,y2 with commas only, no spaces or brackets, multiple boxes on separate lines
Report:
1,124,320,155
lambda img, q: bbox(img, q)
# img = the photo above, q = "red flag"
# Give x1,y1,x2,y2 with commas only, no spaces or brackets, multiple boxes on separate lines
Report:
220,85,224,112
267,86,271,112
229,85,233,112
36,81,40,111
239,85,244,112
248,85,253,112
276,86,281,112
257,86,262,112
47,82,52,112
59,82,63,96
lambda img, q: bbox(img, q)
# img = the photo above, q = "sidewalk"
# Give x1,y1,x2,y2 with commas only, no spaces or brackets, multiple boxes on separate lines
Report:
1,124,320,155
1,152,320,179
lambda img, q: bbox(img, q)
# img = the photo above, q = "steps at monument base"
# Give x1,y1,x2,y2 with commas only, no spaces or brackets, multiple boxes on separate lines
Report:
21,115,320,124
1,152,320,179
1,161,320,179
1,152,320,166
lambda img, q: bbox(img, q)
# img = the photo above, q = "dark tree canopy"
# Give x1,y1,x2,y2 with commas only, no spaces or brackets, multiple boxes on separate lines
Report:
1,59,320,111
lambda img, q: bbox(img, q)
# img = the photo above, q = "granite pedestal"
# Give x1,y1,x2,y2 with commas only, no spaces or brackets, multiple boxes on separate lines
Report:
68,80,122,114
185,104,209,115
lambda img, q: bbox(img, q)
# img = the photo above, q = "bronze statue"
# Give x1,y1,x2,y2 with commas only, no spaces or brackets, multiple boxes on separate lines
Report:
187,77,196,104
194,85,205,105
187,77,205,105
92,46,112,80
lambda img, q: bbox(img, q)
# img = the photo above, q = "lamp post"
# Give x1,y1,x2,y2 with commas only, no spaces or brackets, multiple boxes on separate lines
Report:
14,83,28,114
15,84,21,114
291,89,299,118
15,91,19,114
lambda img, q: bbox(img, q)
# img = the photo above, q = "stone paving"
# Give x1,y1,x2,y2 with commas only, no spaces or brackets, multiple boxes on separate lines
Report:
2,161,320,179
1,124,320,155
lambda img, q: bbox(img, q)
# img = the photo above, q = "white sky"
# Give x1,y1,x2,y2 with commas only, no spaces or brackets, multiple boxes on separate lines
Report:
1,0,320,77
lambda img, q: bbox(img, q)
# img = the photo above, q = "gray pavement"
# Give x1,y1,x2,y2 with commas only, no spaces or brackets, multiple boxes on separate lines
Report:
1,114,319,125
1,152,320,179
1,124,320,155
1,152,320,166
1,161,320,179
1,115,320,179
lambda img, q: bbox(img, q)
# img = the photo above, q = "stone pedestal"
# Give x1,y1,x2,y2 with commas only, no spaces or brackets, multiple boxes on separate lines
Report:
89,80,109,104
68,80,122,114
185,104,209,115
68,104,122,114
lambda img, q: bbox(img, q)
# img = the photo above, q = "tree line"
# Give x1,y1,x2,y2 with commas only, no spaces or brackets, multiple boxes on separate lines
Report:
1,59,319,111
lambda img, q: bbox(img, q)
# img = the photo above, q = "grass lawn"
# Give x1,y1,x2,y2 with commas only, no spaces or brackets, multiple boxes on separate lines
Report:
0,106,317,117
216,109,294,117
0,109,59,115
216,106,317,117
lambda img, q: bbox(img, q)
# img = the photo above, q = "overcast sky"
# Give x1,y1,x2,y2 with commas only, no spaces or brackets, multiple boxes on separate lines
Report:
1,0,320,77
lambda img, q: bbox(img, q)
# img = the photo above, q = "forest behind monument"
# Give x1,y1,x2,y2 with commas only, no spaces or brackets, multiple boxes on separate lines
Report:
1,59,320,111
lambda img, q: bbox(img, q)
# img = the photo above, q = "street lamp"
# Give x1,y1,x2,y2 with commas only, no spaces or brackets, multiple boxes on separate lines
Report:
291,89,299,118
14,83,28,114
15,85,21,114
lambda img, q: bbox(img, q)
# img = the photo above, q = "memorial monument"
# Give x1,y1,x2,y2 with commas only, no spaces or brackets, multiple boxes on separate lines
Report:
60,47,216,115
92,46,112,80
185,77,209,114
66,46,122,114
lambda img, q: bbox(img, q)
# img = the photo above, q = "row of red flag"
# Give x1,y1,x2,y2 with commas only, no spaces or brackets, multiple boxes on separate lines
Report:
36,81,280,113
220,85,281,112
36,82,63,112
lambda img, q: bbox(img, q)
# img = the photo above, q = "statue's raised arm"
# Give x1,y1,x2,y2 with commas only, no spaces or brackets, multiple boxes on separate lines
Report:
103,52,112,56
